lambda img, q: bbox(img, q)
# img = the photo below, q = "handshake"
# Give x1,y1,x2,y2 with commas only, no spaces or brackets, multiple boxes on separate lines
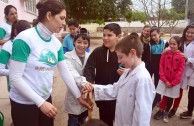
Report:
78,82,95,111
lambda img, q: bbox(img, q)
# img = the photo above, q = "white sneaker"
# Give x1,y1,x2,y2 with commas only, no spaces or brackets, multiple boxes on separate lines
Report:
163,111,169,123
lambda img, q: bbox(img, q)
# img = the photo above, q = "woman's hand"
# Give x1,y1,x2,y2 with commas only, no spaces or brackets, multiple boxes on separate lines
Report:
39,101,57,118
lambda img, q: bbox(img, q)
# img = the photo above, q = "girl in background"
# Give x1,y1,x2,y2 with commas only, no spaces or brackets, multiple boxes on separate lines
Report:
140,25,151,73
0,20,31,91
153,36,185,123
149,27,166,109
64,28,91,126
0,5,18,51
178,24,194,125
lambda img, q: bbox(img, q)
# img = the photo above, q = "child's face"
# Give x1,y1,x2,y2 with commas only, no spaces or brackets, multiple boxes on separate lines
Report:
116,50,135,69
150,31,160,42
185,28,194,42
103,29,120,49
142,27,151,38
74,36,89,54
69,25,78,36
169,38,178,52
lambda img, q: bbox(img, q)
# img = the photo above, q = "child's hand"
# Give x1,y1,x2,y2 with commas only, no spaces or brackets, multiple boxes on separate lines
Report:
82,83,94,99
117,67,125,76
162,48,170,54
166,82,172,88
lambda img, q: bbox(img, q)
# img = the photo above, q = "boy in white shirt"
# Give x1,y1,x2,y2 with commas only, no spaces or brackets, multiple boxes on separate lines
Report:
83,35,156,126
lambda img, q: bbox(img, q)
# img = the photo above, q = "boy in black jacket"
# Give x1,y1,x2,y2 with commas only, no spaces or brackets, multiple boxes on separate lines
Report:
83,23,121,126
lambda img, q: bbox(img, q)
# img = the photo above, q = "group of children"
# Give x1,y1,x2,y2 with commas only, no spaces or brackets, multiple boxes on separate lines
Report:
1,1,194,126
140,24,194,124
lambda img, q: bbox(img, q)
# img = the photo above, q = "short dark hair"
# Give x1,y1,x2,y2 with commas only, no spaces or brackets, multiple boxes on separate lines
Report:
115,35,143,58
130,32,139,38
74,28,90,47
10,20,31,40
67,19,79,27
103,23,121,36
36,0,66,22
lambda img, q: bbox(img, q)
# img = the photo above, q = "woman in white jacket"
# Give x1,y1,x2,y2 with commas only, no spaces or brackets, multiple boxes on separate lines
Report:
64,28,91,126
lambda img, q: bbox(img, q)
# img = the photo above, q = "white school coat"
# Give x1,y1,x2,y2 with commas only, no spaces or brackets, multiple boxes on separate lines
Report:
64,49,90,115
181,41,194,89
94,63,156,126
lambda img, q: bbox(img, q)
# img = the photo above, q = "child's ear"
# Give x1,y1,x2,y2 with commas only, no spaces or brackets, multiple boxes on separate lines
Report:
130,49,137,56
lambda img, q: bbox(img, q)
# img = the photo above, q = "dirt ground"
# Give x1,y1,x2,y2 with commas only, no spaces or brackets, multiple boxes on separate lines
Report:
0,39,194,126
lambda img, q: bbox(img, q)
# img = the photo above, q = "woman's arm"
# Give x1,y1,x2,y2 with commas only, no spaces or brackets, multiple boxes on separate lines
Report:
9,60,45,107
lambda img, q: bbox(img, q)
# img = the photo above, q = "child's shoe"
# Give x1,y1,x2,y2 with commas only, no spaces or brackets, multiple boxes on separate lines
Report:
154,110,164,120
168,108,177,118
180,111,192,119
163,111,169,123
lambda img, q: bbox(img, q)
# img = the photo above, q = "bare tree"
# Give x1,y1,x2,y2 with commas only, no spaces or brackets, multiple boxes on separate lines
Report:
133,0,171,27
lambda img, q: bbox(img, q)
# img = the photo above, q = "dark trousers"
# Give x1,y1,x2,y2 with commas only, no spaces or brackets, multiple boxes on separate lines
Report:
97,100,116,126
68,111,88,126
10,96,53,126
150,67,161,109
188,86,194,114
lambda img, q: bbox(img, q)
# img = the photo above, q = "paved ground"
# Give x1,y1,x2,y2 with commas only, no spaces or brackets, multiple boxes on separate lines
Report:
0,39,194,126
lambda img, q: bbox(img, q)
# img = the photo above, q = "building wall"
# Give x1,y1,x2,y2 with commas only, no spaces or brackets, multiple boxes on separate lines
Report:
0,0,38,24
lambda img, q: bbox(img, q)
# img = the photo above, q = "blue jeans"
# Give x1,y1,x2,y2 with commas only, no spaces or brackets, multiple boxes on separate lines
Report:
68,111,88,126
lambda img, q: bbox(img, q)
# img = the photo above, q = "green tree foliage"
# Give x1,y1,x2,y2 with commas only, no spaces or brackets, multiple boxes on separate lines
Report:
125,10,147,23
172,0,185,13
172,0,194,18
64,0,132,24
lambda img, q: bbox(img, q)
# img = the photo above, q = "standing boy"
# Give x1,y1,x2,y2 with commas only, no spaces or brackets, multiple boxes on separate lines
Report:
63,20,90,53
83,35,156,126
63,20,79,53
83,23,121,126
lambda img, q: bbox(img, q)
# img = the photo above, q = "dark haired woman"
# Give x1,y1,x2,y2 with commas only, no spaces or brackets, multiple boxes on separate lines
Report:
9,1,91,126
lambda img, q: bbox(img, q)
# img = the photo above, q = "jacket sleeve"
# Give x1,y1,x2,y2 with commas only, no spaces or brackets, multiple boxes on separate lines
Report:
83,49,97,83
171,56,185,86
159,53,169,84
64,53,87,88
57,60,81,98
133,77,155,126
94,81,120,100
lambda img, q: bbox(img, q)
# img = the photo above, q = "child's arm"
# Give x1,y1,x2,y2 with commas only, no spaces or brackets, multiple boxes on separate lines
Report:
93,82,119,101
132,77,155,126
159,53,169,84
171,56,185,86
0,49,11,76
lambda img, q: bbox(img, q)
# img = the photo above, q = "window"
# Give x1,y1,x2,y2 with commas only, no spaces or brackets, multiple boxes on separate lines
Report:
0,0,8,3
25,0,36,15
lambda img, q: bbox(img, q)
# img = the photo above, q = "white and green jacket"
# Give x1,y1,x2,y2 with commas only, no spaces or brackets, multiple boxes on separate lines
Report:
0,22,11,50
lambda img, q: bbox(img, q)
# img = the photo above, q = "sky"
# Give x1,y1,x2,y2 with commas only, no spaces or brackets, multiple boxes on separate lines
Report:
131,0,172,11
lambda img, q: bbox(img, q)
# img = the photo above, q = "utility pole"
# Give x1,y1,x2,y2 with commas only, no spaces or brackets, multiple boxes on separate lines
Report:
185,0,188,19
